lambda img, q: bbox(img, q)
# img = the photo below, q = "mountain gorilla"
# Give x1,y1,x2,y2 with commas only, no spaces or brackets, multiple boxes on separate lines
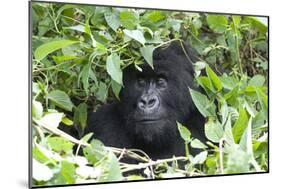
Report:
84,41,206,160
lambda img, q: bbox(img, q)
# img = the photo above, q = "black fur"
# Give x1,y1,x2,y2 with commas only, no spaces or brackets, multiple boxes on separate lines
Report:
84,41,206,160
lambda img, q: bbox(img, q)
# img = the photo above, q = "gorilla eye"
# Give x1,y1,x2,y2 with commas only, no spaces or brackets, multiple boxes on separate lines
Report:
137,76,146,86
156,76,167,87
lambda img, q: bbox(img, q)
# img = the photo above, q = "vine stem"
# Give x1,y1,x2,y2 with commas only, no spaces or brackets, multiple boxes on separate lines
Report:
232,16,243,75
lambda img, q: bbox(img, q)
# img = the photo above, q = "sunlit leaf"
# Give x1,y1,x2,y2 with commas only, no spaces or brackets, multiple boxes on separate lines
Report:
48,90,74,111
207,15,228,33
34,39,79,60
106,53,123,85
189,88,216,117
124,29,145,45
140,45,154,69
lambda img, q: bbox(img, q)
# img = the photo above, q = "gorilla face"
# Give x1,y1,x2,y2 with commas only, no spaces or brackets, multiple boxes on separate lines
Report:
120,42,197,146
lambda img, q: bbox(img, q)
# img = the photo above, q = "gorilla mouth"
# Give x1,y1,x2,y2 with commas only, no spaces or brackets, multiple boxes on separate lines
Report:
135,118,163,124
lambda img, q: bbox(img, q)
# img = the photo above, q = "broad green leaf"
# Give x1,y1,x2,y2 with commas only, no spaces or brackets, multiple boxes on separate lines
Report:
60,161,76,184
119,10,138,29
144,10,165,23
205,119,224,143
74,102,88,130
124,29,145,45
224,114,235,145
140,45,155,69
190,151,208,164
106,53,123,85
189,88,216,117
104,12,120,31
239,117,253,154
206,64,222,91
33,159,53,181
190,139,207,149
38,112,64,128
47,137,74,154
225,146,250,174
248,74,265,87
243,16,268,34
101,152,123,182
32,100,43,120
96,82,108,103
177,122,191,142
34,39,79,60
232,107,249,143
33,146,50,163
83,139,107,165
48,90,74,111
220,74,239,90
81,63,91,95
197,76,213,92
111,79,122,100
207,15,228,33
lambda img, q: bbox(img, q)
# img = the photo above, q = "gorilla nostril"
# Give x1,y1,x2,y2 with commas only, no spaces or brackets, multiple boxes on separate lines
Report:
148,98,156,107
138,95,159,110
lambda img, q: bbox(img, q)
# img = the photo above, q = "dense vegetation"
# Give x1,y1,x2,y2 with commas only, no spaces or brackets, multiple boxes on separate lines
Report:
31,2,268,186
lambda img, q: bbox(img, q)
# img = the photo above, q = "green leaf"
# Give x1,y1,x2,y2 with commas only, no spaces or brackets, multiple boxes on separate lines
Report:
33,159,53,181
220,74,239,90
47,137,74,154
119,10,138,29
104,12,120,31
144,10,165,23
96,82,108,103
106,53,123,85
74,102,88,130
33,146,50,163
232,107,249,143
48,90,74,111
189,88,216,117
32,100,43,120
206,64,222,91
190,139,207,149
111,79,122,100
60,161,76,184
177,122,191,142
207,15,228,33
101,152,123,182
197,76,213,92
225,146,250,174
243,16,268,34
61,117,73,126
190,151,208,164
224,114,235,145
34,39,79,60
124,29,145,45
232,16,241,26
248,74,265,87
81,63,91,95
205,119,224,143
83,139,107,165
256,87,268,121
140,45,155,69
38,112,64,128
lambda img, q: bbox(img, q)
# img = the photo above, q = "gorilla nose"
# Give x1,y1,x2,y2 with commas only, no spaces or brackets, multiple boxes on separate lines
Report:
138,95,159,111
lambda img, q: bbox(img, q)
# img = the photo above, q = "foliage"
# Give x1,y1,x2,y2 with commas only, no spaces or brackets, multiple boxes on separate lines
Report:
31,2,268,186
